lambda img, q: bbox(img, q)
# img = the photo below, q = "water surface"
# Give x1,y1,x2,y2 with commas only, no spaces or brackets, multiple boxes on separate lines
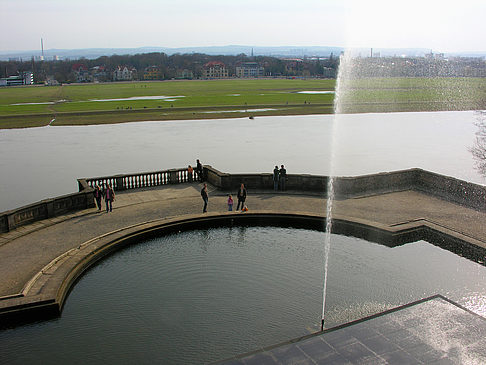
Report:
1,227,484,364
0,111,483,211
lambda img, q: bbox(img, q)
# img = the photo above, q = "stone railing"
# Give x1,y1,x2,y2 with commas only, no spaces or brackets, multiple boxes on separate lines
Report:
79,167,199,191
0,189,95,233
2,165,485,233
0,167,201,233
205,165,486,211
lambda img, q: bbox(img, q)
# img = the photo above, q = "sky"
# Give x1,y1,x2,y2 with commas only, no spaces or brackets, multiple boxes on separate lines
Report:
2,0,485,53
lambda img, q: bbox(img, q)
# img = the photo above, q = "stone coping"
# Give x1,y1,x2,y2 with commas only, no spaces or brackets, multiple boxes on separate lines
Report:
3,166,486,234
1,210,485,328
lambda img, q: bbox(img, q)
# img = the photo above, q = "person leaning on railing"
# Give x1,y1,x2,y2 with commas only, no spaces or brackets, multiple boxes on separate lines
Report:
188,165,194,182
196,159,203,182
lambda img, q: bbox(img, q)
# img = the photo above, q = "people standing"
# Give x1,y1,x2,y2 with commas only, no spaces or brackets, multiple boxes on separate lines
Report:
188,165,194,182
279,165,287,191
236,183,247,211
93,185,102,211
104,184,115,213
196,159,203,182
273,165,279,191
201,183,208,213
227,194,234,211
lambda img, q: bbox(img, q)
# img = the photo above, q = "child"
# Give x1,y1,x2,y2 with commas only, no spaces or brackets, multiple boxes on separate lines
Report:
227,194,234,211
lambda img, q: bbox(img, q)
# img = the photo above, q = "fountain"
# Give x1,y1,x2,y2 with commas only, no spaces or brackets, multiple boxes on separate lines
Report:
316,32,486,360
1,4,486,363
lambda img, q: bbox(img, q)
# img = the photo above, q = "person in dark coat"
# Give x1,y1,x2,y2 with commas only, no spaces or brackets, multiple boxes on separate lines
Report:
93,184,102,211
273,166,279,191
201,183,208,213
196,159,203,182
104,184,115,213
236,183,247,211
279,165,287,191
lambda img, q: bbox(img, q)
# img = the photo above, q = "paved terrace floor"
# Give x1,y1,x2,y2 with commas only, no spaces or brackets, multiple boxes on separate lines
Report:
2,183,486,364
1,182,486,298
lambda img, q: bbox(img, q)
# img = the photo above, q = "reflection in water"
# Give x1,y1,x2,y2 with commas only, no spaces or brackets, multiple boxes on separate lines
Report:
470,111,486,177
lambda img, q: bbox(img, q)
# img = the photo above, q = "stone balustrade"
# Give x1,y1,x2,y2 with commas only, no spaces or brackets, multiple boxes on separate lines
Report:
1,165,485,233
0,190,94,233
82,167,195,191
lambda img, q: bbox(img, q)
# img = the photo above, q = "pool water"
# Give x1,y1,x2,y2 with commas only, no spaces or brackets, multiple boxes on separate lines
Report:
0,226,485,364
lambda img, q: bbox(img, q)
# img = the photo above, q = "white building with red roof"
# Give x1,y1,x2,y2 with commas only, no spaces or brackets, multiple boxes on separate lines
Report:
202,61,228,79
113,66,137,81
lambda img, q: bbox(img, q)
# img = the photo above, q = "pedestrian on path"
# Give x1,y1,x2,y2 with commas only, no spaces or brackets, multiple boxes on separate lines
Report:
273,165,279,191
227,194,234,211
236,183,247,211
279,165,287,191
104,184,115,213
201,183,208,213
93,185,102,211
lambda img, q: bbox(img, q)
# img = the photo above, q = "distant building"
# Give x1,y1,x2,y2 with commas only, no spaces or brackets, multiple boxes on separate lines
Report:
72,63,90,82
283,58,304,74
143,66,162,80
113,66,137,81
45,76,60,86
235,62,264,78
176,69,194,79
0,71,34,86
202,61,228,79
91,66,108,82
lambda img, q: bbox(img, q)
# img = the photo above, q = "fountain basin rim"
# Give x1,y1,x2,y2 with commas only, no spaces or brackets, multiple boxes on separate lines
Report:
0,210,484,328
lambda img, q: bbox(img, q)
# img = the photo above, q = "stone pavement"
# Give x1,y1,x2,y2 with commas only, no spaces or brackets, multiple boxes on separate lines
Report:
1,182,486,300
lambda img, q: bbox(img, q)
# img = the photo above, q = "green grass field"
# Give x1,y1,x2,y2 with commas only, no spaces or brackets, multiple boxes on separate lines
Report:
0,79,335,128
0,77,484,128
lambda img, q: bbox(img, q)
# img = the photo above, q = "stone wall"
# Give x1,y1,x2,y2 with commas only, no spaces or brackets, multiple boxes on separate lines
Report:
205,165,486,210
0,188,95,233
2,166,486,233
205,165,329,192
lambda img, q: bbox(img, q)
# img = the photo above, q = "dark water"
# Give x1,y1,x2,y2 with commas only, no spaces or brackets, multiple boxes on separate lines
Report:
0,227,485,364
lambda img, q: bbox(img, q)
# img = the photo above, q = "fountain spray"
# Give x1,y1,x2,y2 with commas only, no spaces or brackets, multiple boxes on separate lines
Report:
320,51,350,331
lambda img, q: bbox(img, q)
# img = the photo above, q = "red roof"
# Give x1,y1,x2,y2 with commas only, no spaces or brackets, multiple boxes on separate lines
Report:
204,61,225,68
72,63,88,71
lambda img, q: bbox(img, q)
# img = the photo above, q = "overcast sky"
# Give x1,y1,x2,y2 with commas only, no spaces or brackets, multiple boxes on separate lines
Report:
2,0,485,52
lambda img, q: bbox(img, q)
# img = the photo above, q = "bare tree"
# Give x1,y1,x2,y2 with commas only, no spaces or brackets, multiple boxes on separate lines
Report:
470,111,486,176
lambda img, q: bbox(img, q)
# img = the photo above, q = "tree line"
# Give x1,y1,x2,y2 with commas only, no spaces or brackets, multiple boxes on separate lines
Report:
0,52,339,83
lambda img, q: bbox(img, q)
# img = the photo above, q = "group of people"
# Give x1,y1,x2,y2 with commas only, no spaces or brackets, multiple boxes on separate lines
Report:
200,164,288,213
93,160,286,215
201,183,248,213
273,164,287,191
187,159,204,183
93,184,115,213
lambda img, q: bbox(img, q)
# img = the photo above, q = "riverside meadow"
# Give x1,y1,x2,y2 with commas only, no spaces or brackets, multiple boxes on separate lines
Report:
1,77,485,128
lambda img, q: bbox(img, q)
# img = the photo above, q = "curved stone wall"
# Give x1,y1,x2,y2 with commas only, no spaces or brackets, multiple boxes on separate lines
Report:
1,211,485,327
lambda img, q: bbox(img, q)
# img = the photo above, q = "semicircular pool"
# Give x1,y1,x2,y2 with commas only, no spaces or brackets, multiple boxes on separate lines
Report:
1,226,485,364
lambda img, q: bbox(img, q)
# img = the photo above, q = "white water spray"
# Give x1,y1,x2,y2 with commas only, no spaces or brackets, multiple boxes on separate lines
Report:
321,52,353,330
